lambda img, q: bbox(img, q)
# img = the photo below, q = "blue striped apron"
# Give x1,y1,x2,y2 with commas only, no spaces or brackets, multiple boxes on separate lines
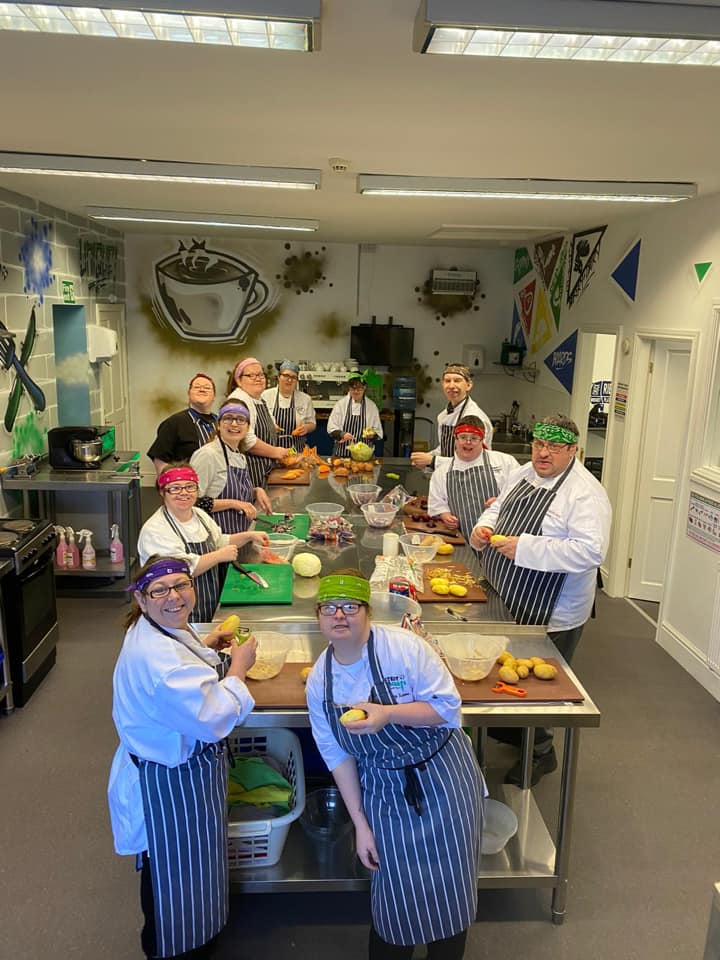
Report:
273,392,297,449
136,627,230,958
439,397,470,457
162,508,221,623
187,408,217,448
323,633,483,946
246,398,275,488
446,454,499,543
482,461,575,625
216,440,253,536
333,398,366,458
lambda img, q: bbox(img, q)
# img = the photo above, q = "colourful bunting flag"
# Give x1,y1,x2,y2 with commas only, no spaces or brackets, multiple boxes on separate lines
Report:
513,247,533,284
544,329,578,394
517,278,536,338
693,261,712,286
533,236,563,290
611,239,641,303
530,287,554,354
549,243,567,330
567,226,606,307
511,303,525,348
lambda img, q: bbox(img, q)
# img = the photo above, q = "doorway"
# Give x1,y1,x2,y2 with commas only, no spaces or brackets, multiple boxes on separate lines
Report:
95,304,130,449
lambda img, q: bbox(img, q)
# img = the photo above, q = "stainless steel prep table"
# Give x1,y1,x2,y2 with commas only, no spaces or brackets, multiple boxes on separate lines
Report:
212,460,601,923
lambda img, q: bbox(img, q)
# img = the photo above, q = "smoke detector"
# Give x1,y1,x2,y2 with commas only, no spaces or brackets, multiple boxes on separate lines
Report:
328,157,350,173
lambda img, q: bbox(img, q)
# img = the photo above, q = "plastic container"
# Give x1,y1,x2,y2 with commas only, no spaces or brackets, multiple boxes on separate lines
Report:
481,798,518,855
264,533,301,560
306,502,345,521
360,502,399,528
348,441,375,462
369,590,421,623
399,532,444,564
438,634,507,681
245,631,291,680
346,483,382,506
109,523,124,565
80,530,96,570
227,727,305,869
300,788,354,862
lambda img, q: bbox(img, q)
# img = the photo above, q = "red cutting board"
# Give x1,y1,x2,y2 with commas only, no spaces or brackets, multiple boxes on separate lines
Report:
453,659,584,703
247,661,314,708
266,467,312,485
402,516,465,544
415,562,487,603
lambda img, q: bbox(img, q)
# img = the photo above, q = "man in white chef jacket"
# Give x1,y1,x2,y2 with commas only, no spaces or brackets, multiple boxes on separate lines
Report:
470,415,612,785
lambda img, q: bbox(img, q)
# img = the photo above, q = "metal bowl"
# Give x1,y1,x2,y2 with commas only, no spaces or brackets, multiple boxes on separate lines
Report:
71,439,103,463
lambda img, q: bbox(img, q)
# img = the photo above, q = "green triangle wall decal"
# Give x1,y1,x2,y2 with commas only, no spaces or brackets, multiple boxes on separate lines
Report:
694,261,712,284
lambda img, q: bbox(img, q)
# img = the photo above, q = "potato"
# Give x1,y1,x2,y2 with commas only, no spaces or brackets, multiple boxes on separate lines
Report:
516,664,530,679
449,584,468,597
490,534,509,545
515,658,534,668
300,666,312,683
339,708,367,725
431,583,450,595
436,542,454,555
533,663,558,681
530,657,546,666
497,650,514,665
498,665,519,684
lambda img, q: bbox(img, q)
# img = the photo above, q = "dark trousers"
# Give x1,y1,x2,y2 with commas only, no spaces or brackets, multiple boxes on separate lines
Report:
489,624,585,755
140,852,218,960
369,926,468,959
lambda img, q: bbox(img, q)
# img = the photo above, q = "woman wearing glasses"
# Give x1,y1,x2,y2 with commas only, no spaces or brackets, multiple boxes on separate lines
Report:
226,357,287,488
138,464,268,622
108,556,257,960
427,415,519,542
190,401,273,536
261,359,316,449
305,571,484,960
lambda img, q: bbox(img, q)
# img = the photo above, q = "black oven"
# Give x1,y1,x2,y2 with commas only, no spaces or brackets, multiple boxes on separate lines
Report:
0,521,58,707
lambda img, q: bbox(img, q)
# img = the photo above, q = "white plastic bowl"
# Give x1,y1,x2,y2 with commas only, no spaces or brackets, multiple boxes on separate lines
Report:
306,502,345,520
361,502,399,528
263,533,301,559
399,532,444,564
347,483,382,506
369,590,422,623
246,632,291,681
437,634,507,682
481,799,518,855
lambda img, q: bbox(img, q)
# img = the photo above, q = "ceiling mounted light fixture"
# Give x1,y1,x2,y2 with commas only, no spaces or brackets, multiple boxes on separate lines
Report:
414,0,720,65
87,207,319,231
0,0,320,50
0,152,321,189
357,175,697,204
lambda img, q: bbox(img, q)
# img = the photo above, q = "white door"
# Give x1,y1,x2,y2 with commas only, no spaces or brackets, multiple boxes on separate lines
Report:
96,303,130,449
628,340,691,601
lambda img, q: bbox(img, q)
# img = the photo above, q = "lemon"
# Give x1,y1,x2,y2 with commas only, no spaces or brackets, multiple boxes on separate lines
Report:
448,584,468,597
339,708,367,725
490,534,509,545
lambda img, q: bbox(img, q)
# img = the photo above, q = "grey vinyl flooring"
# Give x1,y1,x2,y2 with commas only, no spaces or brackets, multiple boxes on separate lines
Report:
1,591,719,960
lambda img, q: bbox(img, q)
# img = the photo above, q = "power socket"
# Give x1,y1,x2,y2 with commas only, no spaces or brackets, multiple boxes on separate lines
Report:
462,344,485,370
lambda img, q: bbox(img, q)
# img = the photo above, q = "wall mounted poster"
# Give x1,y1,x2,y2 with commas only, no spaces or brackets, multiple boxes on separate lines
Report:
567,225,606,307
687,490,720,554
544,329,577,393
614,382,628,419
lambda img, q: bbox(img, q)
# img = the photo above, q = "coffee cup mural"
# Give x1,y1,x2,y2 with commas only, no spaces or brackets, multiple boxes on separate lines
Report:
152,240,277,343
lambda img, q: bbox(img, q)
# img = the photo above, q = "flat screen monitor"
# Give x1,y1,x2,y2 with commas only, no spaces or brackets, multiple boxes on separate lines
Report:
350,325,414,368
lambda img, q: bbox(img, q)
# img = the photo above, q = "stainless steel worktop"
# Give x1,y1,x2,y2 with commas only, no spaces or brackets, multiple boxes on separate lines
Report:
1,451,141,491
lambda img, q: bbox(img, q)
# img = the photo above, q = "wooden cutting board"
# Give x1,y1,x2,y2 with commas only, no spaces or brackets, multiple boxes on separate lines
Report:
402,516,465,544
219,564,294,605
453,659,584,703
267,467,312,485
416,562,487,603
247,661,313,708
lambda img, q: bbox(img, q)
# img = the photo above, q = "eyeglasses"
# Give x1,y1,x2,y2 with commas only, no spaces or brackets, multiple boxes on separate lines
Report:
220,416,249,426
164,483,198,495
279,373,298,382
531,439,571,454
455,433,482,444
145,578,194,600
241,372,266,380
318,601,363,616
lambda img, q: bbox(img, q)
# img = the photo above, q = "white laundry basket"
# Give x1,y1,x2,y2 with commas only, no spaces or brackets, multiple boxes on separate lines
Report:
226,727,305,869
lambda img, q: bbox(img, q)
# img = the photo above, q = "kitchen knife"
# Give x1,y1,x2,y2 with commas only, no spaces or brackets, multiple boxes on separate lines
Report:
232,560,269,589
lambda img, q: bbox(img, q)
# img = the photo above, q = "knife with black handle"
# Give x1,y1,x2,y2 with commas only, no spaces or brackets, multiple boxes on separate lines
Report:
232,560,269,589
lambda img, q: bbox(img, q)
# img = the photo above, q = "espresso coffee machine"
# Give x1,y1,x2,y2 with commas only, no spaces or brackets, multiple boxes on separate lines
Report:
47,425,116,470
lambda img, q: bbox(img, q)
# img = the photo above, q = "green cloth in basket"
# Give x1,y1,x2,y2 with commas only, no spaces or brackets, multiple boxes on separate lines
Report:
228,755,292,812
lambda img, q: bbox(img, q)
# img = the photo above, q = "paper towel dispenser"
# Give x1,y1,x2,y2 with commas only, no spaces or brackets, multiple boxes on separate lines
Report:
87,325,118,363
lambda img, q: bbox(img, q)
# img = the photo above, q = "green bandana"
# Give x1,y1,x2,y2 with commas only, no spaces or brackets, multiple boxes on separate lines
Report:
533,422,578,445
316,574,371,605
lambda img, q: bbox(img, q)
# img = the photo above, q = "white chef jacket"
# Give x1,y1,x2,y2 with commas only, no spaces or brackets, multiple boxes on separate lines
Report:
107,616,254,854
305,623,460,772
476,460,612,631
428,450,520,516
326,395,383,439
190,438,251,499
261,386,316,429
225,386,263,448
429,396,494,455
138,506,229,573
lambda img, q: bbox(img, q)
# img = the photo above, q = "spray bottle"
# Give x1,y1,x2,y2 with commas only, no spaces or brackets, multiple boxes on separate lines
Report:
109,523,124,565
79,529,96,570
54,525,67,568
65,526,80,569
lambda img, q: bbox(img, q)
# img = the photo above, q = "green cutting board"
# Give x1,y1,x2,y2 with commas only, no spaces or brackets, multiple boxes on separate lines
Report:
219,564,294,605
255,514,311,540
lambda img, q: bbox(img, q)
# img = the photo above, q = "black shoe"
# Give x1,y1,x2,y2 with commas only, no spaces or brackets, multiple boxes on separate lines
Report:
504,748,558,787
487,727,522,748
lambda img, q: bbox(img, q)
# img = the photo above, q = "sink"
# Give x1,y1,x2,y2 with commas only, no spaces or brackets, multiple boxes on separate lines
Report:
492,441,532,455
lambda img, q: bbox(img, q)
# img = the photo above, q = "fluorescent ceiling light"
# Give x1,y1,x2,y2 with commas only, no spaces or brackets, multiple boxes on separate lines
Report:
87,207,319,231
357,176,697,204
0,152,321,189
0,0,320,49
415,0,720,64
